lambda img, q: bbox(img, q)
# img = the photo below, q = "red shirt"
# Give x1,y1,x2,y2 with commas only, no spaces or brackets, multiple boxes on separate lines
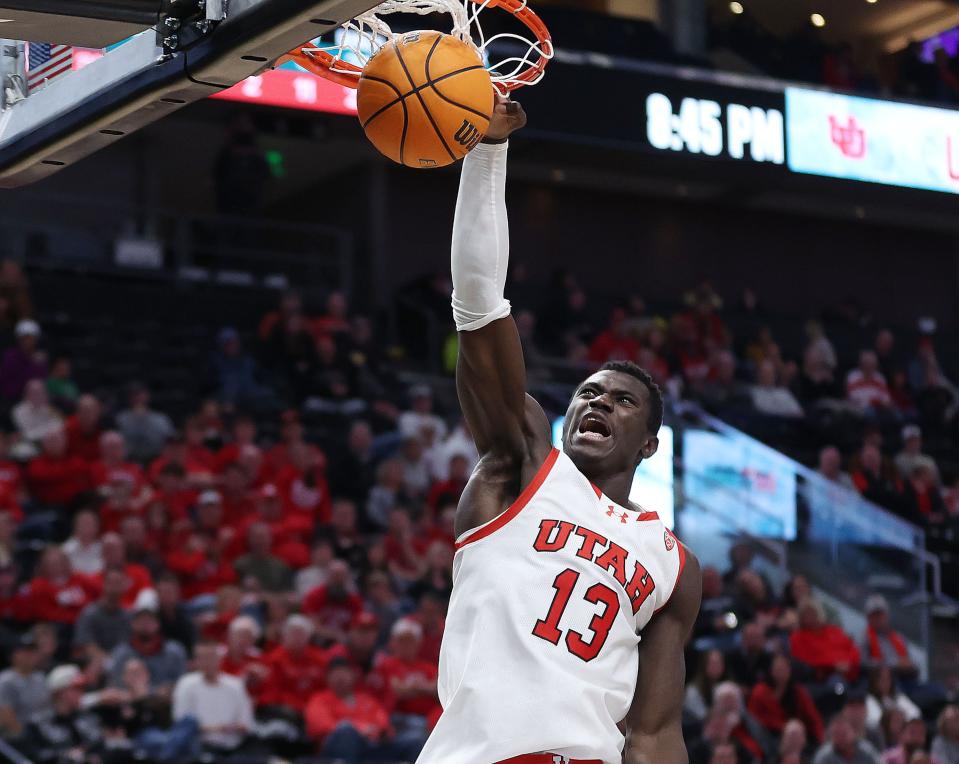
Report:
375,654,440,717
587,331,640,364
65,416,102,462
26,454,91,506
323,644,388,698
89,563,153,609
426,479,465,513
0,460,22,497
90,461,146,493
274,466,332,526
790,625,861,681
304,689,390,741
302,586,364,632
261,644,328,710
747,681,825,743
24,574,98,623
164,538,237,599
234,513,313,568
221,647,270,704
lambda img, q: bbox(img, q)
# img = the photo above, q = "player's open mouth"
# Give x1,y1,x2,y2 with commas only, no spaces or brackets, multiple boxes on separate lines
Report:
578,413,611,440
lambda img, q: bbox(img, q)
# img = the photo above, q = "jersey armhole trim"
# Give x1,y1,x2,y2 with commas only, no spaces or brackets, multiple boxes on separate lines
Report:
652,541,687,617
454,447,560,551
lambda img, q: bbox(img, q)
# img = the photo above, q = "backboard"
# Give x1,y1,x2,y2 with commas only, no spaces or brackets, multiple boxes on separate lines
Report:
0,0,381,188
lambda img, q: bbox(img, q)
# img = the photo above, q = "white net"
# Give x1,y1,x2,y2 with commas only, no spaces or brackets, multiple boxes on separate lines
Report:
301,0,553,90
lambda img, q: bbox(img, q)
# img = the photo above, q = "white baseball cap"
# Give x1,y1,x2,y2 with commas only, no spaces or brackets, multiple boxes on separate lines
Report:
14,319,40,338
47,665,84,692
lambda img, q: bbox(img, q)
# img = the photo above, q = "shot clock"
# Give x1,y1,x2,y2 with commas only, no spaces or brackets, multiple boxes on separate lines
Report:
645,92,785,165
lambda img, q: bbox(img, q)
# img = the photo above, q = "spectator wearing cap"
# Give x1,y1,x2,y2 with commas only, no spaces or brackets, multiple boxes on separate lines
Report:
211,326,271,409
172,638,253,753
21,665,103,763
399,385,447,442
220,615,270,705
814,716,881,764
303,559,364,645
903,462,947,526
0,634,50,737
791,598,861,684
12,379,62,447
748,652,825,744
862,595,917,680
233,523,292,592
64,395,103,463
376,618,440,730
847,350,893,412
116,384,175,464
260,614,328,712
73,566,132,660
22,546,97,625
933,706,959,764
62,510,103,576
895,426,941,485
108,597,186,692
0,319,47,401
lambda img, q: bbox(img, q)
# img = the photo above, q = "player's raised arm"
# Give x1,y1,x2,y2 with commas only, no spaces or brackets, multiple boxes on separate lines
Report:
452,95,548,459
623,551,702,764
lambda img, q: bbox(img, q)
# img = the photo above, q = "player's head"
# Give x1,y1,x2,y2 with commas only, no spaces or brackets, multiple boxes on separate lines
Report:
562,361,663,477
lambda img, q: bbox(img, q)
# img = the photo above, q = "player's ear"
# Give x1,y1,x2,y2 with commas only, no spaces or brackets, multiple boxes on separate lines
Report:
641,436,659,461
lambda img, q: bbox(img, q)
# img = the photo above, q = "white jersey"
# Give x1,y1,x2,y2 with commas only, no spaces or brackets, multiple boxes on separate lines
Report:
417,447,686,764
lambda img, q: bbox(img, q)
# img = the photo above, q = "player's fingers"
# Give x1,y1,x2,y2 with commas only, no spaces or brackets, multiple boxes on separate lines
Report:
505,101,521,115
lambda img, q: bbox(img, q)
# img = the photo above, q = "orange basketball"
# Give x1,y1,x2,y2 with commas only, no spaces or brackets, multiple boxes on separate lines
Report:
357,31,494,169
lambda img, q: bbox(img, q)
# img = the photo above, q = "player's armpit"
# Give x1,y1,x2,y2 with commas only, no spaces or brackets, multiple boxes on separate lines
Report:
456,316,551,459
622,550,702,764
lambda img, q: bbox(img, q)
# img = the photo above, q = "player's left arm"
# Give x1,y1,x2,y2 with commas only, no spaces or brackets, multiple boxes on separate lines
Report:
622,548,702,764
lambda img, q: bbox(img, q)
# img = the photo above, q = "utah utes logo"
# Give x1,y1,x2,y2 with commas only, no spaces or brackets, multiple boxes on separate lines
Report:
664,530,675,551
454,119,483,150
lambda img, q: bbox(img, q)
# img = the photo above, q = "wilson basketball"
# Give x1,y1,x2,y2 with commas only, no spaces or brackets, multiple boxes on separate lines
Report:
357,31,494,168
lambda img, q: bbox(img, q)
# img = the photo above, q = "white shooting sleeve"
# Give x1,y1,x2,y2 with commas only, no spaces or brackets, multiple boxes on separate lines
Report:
450,141,512,332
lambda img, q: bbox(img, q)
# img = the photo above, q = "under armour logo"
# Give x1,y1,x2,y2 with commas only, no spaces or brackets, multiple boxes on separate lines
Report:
606,506,616,517
620,512,629,524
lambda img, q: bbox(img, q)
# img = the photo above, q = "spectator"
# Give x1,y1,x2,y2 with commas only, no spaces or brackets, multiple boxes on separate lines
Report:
376,618,440,729
398,385,447,442
748,652,825,743
866,666,920,732
325,498,369,572
62,510,103,575
817,446,856,490
329,420,378,507
12,379,62,446
903,464,947,525
262,313,318,402
874,330,900,385
712,680,771,761
932,706,959,764
802,321,839,400
305,657,425,763
895,426,941,485
155,574,195,655
790,598,861,683
233,522,292,592
0,634,50,737
426,453,468,515
847,351,892,412
727,620,770,688
64,395,103,463
684,649,727,722
880,708,908,754
45,356,79,409
303,559,364,645
588,307,640,364
882,719,929,764
0,319,47,402
116,384,175,464
314,290,351,341
211,326,271,409
851,444,904,512
108,601,186,692
324,611,384,691
22,546,97,625
96,532,152,608
220,615,270,705
91,431,147,498
258,290,304,342
20,665,103,763
366,458,410,532
814,716,881,764
73,566,131,659
172,639,254,754
861,595,917,680
260,614,328,713
295,537,335,598
693,565,737,641
749,360,804,418
364,570,404,643
779,719,809,764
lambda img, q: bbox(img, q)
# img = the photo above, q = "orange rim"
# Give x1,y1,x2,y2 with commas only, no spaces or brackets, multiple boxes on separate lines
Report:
285,0,552,92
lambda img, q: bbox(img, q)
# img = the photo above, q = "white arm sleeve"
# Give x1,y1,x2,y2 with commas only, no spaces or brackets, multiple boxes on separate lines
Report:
451,141,512,332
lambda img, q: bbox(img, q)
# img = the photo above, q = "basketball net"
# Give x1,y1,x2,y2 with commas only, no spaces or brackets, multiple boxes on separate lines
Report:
287,0,553,92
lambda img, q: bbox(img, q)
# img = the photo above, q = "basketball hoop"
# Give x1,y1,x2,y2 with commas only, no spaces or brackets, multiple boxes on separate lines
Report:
286,0,553,92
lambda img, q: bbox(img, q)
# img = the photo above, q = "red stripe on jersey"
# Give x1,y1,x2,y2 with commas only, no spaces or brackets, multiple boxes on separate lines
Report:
590,482,601,498
635,511,659,522
455,448,560,551
652,540,687,616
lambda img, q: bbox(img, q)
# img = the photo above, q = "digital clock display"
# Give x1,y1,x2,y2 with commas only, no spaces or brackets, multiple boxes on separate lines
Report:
645,92,785,165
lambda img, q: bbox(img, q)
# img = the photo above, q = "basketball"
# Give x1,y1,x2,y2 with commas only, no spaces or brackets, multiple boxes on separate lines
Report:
357,31,494,168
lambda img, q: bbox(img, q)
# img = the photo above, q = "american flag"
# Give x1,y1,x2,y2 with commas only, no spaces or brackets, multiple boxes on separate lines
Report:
26,42,73,93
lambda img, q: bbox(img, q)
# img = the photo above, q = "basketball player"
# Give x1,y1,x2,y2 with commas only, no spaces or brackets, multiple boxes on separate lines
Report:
415,95,702,764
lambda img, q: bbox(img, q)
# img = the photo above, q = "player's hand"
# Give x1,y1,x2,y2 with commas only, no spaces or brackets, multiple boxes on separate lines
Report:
483,93,527,144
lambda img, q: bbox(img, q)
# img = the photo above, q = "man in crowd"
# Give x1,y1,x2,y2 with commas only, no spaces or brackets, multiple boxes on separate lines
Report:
73,566,131,661
261,614,328,714
0,634,50,737
813,716,880,764
861,594,917,681
233,522,292,592
116,384,175,464
21,665,103,762
109,601,186,692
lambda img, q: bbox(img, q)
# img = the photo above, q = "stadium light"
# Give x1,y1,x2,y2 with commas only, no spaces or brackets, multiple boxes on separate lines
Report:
810,13,826,27
730,2,744,14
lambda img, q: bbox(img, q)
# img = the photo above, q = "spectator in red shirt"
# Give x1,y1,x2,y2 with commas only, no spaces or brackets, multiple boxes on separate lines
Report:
426,454,468,516
218,462,255,524
220,614,270,705
236,483,312,568
98,471,150,535
150,462,193,523
790,598,861,683
23,545,97,624
148,433,213,488
183,416,216,473
90,431,147,496
588,307,641,365
408,591,446,665
258,290,304,342
274,441,332,526
165,490,237,599
92,533,152,609
26,428,91,508
324,612,387,696
261,614,328,712
64,395,103,463
212,416,257,473
748,652,824,744
264,410,323,480
375,618,440,725
384,509,427,585
303,559,364,645
312,290,351,341
847,350,893,412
